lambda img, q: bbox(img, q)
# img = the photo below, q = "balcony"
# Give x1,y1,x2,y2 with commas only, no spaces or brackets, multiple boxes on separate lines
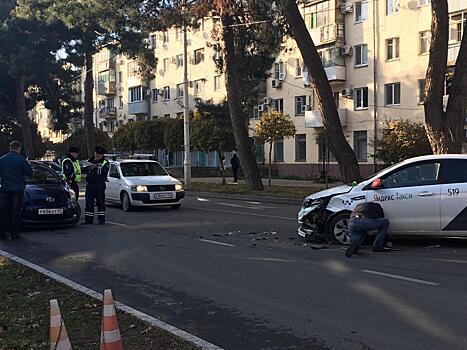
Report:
324,65,346,82
320,24,345,44
128,101,149,115
97,81,116,96
448,43,460,65
305,109,347,128
98,107,117,119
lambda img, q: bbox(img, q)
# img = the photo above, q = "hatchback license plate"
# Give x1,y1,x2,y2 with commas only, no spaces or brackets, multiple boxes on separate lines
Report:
38,208,64,215
153,192,174,200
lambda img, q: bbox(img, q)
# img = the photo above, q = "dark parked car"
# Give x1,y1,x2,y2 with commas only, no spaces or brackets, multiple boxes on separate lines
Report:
5,162,81,227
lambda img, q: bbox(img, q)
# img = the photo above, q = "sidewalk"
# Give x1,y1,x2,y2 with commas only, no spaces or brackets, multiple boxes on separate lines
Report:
187,177,341,189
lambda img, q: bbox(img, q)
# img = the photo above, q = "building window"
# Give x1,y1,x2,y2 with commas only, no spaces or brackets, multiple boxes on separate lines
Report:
273,62,284,79
418,79,426,104
303,1,329,30
162,31,169,45
164,113,170,118
354,131,368,161
295,59,302,77
194,48,205,65
419,0,430,6
119,96,123,109
354,44,368,67
385,82,401,105
272,98,284,113
295,134,307,162
163,58,169,72
295,96,306,115
175,27,183,41
163,86,170,101
127,61,139,77
355,1,368,22
175,54,184,68
129,86,143,103
386,38,400,60
151,89,158,103
118,72,123,84
354,87,368,110
386,0,400,15
449,12,466,43
214,75,221,91
419,31,431,54
273,139,284,162
194,79,205,95
149,34,156,48
176,83,184,98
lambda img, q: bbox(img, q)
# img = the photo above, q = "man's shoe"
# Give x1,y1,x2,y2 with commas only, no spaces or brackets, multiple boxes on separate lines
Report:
372,247,391,252
346,241,359,258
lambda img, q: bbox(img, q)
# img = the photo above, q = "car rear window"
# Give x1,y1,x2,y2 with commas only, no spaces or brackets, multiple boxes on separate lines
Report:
120,162,167,177
442,159,467,184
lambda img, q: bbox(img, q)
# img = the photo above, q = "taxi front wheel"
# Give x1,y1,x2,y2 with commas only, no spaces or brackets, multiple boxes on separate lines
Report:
121,192,133,212
328,212,351,245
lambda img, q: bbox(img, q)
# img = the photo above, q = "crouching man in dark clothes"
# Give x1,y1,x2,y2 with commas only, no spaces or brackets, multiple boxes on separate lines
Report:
346,202,390,257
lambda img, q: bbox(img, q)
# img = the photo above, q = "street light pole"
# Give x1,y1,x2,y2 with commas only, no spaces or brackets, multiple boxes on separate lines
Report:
182,9,191,188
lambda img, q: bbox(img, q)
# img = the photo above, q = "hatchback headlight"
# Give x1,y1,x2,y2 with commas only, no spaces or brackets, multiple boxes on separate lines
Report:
69,189,77,203
302,198,324,209
175,184,184,191
132,185,148,192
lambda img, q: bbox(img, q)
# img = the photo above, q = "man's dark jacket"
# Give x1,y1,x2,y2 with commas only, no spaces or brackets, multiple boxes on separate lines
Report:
351,202,385,219
0,151,33,191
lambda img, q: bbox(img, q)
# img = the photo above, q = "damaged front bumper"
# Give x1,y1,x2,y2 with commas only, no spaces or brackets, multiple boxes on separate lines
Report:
297,204,330,240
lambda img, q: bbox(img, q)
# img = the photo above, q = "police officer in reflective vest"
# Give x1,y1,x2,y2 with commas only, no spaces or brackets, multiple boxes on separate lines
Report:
83,146,109,225
62,146,81,198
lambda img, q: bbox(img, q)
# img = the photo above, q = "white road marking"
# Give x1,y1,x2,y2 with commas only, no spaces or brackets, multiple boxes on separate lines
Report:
428,258,467,264
106,221,130,227
362,269,439,286
196,197,210,202
247,201,261,205
0,250,223,350
185,206,296,221
247,257,294,263
199,239,236,247
218,202,243,208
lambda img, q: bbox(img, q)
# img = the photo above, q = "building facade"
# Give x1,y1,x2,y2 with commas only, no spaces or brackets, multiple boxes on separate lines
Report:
90,0,466,177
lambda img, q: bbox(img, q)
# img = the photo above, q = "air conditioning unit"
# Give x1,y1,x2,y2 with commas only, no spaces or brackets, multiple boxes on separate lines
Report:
301,105,307,113
263,97,272,105
258,104,265,112
340,3,353,14
272,79,282,88
341,88,353,97
278,72,286,81
157,89,164,96
341,46,353,56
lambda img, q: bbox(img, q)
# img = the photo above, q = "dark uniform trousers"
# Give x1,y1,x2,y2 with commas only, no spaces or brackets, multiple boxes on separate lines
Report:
84,183,106,224
0,191,24,238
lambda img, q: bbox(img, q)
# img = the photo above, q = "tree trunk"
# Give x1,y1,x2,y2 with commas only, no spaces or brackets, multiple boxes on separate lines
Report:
282,0,361,183
268,141,273,187
84,49,96,158
222,14,264,191
15,77,34,159
218,150,226,185
424,0,467,154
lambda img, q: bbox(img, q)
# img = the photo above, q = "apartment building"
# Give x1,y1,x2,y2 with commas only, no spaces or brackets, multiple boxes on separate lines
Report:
90,0,466,177
30,102,66,144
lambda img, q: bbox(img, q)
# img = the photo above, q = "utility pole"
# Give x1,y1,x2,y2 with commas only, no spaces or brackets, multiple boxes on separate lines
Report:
182,0,191,188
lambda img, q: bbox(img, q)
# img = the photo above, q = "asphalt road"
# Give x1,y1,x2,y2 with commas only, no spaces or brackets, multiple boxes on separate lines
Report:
2,194,467,349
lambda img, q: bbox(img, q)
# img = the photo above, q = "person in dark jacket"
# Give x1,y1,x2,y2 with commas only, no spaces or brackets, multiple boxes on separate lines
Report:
83,146,109,225
345,202,390,257
230,152,240,183
0,141,33,239
62,146,81,198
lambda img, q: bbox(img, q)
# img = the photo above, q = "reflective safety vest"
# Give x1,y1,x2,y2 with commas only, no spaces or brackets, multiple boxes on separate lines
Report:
62,158,82,182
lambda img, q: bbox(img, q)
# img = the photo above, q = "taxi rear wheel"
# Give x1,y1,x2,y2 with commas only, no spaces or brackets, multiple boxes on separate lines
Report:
328,212,351,245
121,192,133,212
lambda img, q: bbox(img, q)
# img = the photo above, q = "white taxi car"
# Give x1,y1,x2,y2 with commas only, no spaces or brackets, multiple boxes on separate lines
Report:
298,155,467,244
105,160,185,211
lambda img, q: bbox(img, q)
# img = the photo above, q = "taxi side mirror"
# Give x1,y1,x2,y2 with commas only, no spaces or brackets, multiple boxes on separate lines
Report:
371,178,383,189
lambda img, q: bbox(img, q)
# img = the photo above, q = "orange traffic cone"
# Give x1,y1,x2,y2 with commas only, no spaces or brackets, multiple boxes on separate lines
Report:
49,299,72,350
100,289,124,350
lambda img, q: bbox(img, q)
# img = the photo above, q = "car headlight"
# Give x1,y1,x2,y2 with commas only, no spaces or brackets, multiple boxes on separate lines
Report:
302,198,324,209
69,189,77,203
132,185,148,192
175,184,184,191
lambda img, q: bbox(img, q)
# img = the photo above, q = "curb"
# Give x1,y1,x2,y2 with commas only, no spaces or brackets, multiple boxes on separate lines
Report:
186,191,302,206
0,249,223,350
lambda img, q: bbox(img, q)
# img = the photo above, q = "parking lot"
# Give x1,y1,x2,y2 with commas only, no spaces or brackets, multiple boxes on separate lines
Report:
1,194,467,349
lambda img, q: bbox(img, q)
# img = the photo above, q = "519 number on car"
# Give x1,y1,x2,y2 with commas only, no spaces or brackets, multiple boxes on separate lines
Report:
448,188,460,197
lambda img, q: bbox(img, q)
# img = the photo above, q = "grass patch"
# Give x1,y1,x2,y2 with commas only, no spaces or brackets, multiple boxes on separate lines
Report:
188,182,319,199
0,256,199,350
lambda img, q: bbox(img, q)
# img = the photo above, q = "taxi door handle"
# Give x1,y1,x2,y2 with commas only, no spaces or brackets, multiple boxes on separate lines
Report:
418,191,433,197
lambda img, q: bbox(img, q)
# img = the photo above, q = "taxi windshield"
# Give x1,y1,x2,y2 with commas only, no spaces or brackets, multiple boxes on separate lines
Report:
120,162,167,177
